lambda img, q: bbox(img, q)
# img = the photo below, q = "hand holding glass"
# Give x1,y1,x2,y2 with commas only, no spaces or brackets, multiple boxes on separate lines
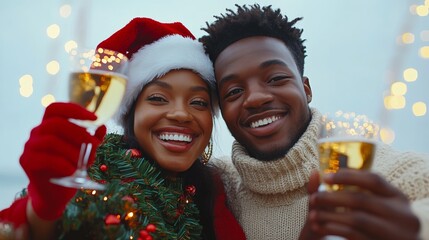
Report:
51,48,128,190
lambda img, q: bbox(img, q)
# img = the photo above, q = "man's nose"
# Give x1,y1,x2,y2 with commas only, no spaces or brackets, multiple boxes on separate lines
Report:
242,84,274,109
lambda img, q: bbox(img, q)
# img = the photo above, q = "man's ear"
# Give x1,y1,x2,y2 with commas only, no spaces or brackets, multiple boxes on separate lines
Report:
303,76,312,103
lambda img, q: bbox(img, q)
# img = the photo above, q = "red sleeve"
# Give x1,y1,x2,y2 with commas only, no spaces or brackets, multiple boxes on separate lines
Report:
0,196,29,228
213,174,246,240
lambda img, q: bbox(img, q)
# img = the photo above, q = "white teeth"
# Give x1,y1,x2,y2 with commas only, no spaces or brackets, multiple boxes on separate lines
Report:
250,116,280,128
159,133,192,142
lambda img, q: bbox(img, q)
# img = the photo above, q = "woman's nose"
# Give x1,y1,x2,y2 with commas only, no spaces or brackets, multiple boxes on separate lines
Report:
166,105,193,123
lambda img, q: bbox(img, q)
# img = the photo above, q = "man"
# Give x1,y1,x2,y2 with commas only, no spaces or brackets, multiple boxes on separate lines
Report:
200,4,429,239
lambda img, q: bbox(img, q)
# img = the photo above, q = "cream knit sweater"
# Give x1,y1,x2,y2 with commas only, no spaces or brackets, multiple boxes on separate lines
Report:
212,108,429,240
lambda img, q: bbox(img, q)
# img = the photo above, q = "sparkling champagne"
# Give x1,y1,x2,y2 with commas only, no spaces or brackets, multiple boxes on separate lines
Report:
69,70,127,127
318,137,376,191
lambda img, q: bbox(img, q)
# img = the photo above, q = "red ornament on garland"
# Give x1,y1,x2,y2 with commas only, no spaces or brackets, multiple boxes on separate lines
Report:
139,226,155,240
121,195,135,204
100,164,108,172
138,236,152,240
104,214,121,225
139,229,149,238
146,223,156,233
175,208,184,218
126,148,142,158
185,185,196,196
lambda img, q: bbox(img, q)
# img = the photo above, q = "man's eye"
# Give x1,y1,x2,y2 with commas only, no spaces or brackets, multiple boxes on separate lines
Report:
225,88,243,98
269,75,288,83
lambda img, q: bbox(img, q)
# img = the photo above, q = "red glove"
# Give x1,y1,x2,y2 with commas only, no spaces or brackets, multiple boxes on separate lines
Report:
19,102,106,220
0,196,28,227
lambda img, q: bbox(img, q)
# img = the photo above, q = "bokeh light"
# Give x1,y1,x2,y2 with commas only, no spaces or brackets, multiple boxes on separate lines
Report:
19,74,33,86
41,94,56,107
65,40,78,53
46,24,60,39
59,4,72,18
403,68,418,82
412,102,427,116
401,32,415,44
391,82,407,96
416,5,429,16
419,46,429,58
384,95,406,109
19,86,33,98
46,60,60,75
380,127,395,144
18,74,33,97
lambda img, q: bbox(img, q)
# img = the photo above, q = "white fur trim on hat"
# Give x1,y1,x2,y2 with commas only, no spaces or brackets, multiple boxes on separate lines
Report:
117,35,217,124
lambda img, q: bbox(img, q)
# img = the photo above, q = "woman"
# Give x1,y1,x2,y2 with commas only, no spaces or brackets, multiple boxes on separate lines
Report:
0,18,245,239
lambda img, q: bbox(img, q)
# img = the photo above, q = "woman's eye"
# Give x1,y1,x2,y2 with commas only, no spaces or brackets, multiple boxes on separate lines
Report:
147,94,167,102
191,99,209,107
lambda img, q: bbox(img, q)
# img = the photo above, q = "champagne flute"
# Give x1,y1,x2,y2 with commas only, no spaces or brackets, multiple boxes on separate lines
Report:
318,111,379,192
50,47,128,190
318,111,379,240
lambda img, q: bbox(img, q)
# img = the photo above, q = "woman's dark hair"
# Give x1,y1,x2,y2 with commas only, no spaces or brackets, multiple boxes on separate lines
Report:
122,98,216,240
200,4,307,76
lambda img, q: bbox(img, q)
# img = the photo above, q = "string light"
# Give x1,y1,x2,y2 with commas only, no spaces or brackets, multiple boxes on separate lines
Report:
384,2,427,132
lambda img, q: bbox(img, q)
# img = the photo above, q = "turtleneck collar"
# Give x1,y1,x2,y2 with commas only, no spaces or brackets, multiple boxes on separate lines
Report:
231,108,321,195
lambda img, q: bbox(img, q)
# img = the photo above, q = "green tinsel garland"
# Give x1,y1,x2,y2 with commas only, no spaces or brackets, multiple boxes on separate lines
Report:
57,133,202,240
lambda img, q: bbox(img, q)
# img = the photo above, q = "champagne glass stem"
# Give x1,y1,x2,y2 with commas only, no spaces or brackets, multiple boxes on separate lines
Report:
50,141,105,190
76,143,86,170
73,143,92,184
81,142,92,169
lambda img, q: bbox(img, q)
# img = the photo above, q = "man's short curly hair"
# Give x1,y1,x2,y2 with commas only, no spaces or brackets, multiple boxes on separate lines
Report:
200,4,307,76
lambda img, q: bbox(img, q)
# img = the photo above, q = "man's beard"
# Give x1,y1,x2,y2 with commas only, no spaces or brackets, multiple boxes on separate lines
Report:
246,142,291,161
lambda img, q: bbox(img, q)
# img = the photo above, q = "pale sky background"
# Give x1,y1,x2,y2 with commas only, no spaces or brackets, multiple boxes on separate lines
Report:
1,1,428,208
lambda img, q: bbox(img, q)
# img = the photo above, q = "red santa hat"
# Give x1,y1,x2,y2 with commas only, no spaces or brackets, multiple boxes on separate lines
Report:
96,17,217,124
